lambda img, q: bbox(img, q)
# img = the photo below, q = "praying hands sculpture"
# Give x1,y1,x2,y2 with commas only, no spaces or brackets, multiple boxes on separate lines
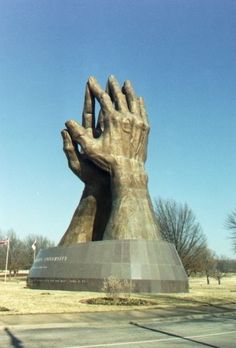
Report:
59,76,161,245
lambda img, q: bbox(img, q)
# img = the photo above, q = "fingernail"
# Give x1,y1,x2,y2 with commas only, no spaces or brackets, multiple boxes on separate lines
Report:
65,120,76,128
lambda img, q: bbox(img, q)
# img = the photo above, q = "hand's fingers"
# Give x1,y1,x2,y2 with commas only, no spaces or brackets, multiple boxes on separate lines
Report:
65,120,96,156
122,80,138,114
88,77,113,114
61,130,81,174
138,97,149,125
105,80,112,99
62,129,78,159
108,75,128,112
95,109,104,137
82,84,95,131
94,81,110,137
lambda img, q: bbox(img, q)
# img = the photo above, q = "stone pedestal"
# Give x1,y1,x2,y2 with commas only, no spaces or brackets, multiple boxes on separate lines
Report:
27,240,188,293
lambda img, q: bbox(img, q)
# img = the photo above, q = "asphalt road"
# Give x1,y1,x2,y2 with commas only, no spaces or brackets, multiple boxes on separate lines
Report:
0,307,236,348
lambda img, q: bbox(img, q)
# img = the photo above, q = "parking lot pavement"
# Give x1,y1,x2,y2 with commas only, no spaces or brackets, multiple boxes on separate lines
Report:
0,306,236,347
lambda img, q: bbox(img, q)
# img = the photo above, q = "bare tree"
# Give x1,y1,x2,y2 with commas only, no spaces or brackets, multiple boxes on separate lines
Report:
0,230,25,276
200,249,216,285
225,209,236,253
217,258,236,273
200,253,231,285
154,198,207,276
213,257,227,285
0,229,55,274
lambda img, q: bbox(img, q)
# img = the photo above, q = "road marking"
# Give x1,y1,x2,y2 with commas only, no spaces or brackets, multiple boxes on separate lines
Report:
66,330,236,347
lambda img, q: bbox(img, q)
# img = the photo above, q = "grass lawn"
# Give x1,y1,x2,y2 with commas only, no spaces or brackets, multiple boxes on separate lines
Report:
0,275,235,315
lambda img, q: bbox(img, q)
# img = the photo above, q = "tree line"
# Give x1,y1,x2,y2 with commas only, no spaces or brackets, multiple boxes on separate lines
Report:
154,198,236,283
0,229,54,276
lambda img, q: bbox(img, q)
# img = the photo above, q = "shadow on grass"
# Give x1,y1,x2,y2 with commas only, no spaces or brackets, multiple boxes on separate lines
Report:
4,328,24,348
139,293,236,311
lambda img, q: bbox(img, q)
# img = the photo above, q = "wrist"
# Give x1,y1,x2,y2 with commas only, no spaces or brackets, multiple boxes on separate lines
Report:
111,158,148,197
111,172,148,198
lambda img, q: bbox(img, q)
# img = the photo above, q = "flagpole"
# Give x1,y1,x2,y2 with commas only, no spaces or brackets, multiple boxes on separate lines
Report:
4,240,10,283
32,240,37,262
33,246,36,261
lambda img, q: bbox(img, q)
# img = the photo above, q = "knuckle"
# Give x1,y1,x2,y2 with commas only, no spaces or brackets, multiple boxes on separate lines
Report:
108,111,119,124
135,120,144,128
84,113,93,120
100,92,108,101
143,123,150,132
134,120,150,133
63,144,73,152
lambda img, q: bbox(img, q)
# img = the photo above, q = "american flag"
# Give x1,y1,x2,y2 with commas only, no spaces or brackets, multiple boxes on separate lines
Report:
0,239,9,246
32,240,37,250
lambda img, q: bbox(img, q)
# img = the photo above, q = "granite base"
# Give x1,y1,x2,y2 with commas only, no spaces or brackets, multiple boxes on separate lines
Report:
27,240,188,293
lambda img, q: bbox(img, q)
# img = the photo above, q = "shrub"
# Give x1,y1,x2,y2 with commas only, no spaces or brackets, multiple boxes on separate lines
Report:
102,276,133,301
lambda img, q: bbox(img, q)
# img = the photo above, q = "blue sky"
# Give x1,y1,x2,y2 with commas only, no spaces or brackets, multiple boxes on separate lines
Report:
0,0,235,257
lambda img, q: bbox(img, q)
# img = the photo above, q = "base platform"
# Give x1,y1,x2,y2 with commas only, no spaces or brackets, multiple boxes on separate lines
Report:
27,240,188,293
